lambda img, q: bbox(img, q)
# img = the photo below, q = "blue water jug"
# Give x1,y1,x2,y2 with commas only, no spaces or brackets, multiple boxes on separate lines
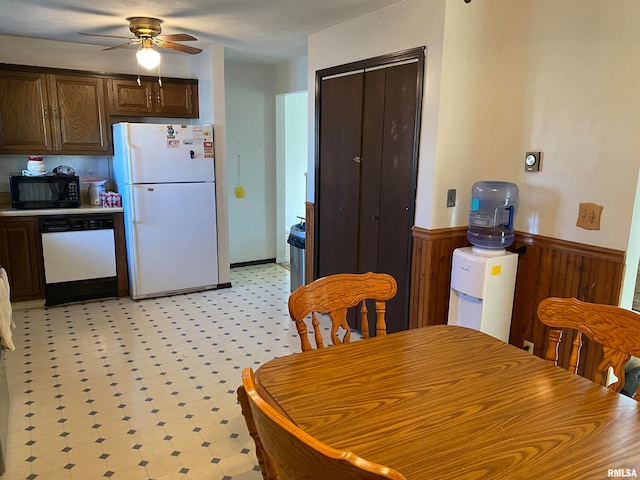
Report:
467,181,519,249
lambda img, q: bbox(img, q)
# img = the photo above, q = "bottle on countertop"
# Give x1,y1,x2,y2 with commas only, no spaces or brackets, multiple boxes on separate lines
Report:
87,180,107,206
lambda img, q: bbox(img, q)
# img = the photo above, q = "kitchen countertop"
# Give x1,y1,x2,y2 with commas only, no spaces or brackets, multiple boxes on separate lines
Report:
0,205,123,216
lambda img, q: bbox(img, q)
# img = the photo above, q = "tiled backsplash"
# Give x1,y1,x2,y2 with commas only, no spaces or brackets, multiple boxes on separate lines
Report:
0,154,113,192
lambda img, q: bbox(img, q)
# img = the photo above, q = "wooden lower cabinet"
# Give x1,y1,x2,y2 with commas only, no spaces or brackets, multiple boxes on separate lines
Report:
0,217,44,302
0,212,129,303
113,212,129,297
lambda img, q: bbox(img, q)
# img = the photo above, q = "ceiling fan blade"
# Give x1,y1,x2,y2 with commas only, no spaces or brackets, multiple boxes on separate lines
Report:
154,40,202,55
102,41,141,51
157,34,197,42
79,32,135,40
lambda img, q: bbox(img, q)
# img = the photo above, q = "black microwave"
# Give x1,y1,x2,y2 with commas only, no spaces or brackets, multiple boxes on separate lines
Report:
9,175,81,209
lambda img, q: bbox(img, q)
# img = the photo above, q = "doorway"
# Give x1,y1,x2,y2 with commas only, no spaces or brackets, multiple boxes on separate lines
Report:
624,168,640,311
276,91,308,266
314,48,425,333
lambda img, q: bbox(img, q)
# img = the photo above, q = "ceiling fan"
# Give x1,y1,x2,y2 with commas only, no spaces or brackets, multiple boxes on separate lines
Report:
80,17,202,68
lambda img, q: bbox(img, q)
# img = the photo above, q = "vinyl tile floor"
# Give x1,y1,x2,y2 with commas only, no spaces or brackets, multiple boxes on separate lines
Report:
1,263,320,480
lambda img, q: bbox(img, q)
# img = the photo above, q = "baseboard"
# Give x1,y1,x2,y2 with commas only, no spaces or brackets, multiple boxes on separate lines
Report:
231,258,276,268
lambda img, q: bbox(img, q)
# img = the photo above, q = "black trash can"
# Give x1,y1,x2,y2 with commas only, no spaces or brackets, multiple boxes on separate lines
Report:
287,221,306,292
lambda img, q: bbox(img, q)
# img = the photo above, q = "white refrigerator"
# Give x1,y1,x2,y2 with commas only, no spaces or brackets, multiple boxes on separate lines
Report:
112,122,219,299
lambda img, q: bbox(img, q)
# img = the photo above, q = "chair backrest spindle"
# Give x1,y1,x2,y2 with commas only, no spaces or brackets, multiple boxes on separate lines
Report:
537,297,640,400
289,272,397,351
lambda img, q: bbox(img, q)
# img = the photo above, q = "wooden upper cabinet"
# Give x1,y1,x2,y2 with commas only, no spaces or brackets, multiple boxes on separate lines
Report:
0,71,109,154
157,82,198,116
108,79,154,114
48,75,110,153
108,78,199,118
0,71,54,152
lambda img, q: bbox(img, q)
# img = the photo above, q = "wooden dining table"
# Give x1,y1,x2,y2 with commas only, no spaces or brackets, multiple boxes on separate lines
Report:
254,325,639,479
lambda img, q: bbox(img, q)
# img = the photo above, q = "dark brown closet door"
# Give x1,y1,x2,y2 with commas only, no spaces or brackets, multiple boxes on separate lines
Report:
316,49,423,334
317,73,364,277
359,62,418,332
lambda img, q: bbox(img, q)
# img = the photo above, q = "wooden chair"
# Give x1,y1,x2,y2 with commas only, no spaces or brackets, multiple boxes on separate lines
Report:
537,297,640,400
288,272,397,351
237,384,279,480
241,367,407,480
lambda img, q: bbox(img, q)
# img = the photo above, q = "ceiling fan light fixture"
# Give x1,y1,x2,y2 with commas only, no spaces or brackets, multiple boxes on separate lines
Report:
136,41,160,70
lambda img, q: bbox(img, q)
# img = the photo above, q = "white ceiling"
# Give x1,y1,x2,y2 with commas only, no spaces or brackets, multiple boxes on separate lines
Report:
0,0,405,64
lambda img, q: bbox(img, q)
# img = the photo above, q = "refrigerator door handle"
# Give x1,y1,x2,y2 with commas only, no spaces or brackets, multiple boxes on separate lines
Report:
129,185,139,224
124,124,136,185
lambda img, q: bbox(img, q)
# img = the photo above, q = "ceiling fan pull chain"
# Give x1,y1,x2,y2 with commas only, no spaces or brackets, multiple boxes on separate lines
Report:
158,63,162,89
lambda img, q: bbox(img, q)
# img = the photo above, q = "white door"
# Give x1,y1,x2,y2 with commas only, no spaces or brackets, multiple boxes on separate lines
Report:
121,123,215,184
127,182,219,298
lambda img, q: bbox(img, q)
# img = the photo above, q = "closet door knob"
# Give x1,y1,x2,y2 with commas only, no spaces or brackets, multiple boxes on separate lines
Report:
353,156,361,163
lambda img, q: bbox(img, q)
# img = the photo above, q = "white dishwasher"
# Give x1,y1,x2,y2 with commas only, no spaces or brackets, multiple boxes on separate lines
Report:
40,214,118,306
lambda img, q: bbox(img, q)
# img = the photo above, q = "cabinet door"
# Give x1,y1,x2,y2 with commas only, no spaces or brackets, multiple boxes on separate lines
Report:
48,75,110,153
0,217,45,302
108,79,154,115
0,71,54,153
108,79,198,118
155,82,198,117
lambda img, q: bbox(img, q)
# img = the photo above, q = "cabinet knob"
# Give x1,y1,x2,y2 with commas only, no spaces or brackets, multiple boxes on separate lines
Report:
353,156,361,163
43,106,49,119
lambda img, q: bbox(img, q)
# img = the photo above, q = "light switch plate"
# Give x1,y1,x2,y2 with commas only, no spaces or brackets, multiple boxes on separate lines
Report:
446,189,456,208
576,202,603,230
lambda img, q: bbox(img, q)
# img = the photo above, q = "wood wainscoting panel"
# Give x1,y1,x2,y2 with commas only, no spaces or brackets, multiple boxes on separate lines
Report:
409,226,625,382
305,202,315,285
113,212,129,297
510,232,625,380
409,226,468,329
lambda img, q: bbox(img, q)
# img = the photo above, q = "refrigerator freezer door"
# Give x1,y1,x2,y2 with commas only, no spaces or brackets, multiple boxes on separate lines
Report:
114,123,215,184
126,182,219,298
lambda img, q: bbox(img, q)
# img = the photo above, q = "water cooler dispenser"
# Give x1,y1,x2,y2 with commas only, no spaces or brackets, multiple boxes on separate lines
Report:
448,181,519,343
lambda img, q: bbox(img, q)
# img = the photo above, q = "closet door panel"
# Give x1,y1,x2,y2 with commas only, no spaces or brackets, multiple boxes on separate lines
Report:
358,68,385,275
317,73,364,278
376,62,420,332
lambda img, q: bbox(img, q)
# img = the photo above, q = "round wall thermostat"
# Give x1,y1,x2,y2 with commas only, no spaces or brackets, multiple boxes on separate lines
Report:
524,152,541,172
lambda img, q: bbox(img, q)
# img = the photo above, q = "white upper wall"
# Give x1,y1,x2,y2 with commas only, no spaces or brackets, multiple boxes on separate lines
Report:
486,0,640,251
307,0,640,252
434,0,503,228
276,56,308,94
